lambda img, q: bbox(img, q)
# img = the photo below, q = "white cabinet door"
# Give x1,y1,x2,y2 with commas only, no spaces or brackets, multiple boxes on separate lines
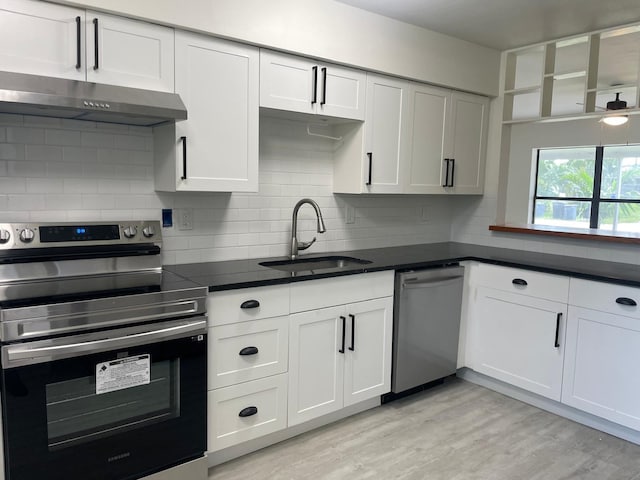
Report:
259,50,365,120
405,83,449,193
260,51,316,115
473,286,566,400
363,74,408,193
562,306,640,430
343,297,393,407
317,63,366,120
288,306,345,426
0,0,85,80
85,11,174,92
445,92,489,194
155,32,258,192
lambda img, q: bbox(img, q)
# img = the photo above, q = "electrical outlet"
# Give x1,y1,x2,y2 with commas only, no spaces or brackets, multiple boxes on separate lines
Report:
177,208,194,230
421,207,429,223
345,205,356,224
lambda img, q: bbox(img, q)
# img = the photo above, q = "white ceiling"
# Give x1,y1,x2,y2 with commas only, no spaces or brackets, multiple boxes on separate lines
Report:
334,0,640,50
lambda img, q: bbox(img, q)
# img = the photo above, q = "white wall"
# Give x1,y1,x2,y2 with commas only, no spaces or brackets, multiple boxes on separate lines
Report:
56,0,500,96
0,113,453,265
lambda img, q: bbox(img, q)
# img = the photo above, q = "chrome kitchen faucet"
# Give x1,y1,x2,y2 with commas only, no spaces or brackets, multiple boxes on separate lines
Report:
290,198,326,260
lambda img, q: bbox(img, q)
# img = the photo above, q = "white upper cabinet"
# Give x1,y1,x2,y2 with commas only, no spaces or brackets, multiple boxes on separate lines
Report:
446,92,489,194
154,32,259,192
334,75,488,195
0,0,174,91
405,87,488,194
333,73,409,194
260,50,366,121
405,83,450,193
85,11,174,92
0,0,85,80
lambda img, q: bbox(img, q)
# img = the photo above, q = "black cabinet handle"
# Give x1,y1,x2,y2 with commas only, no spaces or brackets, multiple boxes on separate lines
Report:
240,299,260,309
238,406,258,418
442,159,450,187
339,316,346,353
616,297,637,306
554,313,562,348
93,18,99,70
180,136,187,180
311,66,318,105
75,16,82,69
239,346,259,356
449,158,455,187
512,278,528,286
348,314,355,351
366,152,373,186
321,67,327,105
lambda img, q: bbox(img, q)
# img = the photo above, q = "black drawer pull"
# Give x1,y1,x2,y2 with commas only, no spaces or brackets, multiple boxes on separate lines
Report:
238,406,258,418
239,346,259,356
240,299,260,309
616,297,637,307
554,312,562,348
512,278,528,286
339,316,346,353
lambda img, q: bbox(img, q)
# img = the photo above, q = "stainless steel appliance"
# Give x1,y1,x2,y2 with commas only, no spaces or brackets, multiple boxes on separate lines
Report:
0,221,208,480
391,265,465,394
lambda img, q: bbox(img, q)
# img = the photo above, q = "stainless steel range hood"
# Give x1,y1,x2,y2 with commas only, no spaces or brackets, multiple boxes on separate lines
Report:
0,71,187,127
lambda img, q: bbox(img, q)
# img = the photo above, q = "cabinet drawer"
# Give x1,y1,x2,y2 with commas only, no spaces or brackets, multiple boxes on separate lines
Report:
209,316,288,389
208,374,287,452
476,263,569,303
290,271,394,313
569,278,640,319
207,285,289,326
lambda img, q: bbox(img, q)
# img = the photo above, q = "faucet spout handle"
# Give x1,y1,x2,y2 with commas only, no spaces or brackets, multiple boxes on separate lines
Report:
297,237,317,251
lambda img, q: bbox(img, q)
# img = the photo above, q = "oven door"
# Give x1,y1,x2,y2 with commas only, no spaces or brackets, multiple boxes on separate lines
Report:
0,318,207,480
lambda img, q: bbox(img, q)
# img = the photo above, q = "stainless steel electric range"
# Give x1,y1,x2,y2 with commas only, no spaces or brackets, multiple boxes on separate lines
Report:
0,221,208,480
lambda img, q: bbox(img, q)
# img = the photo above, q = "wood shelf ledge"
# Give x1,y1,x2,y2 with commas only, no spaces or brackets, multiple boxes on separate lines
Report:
489,224,640,245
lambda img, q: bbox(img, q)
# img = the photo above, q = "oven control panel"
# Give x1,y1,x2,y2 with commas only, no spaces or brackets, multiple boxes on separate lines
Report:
0,221,162,249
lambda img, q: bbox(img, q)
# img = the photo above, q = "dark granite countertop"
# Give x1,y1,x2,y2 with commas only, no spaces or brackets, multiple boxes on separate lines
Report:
163,242,640,291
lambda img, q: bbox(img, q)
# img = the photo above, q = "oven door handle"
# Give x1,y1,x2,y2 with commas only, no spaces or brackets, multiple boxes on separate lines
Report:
3,318,206,368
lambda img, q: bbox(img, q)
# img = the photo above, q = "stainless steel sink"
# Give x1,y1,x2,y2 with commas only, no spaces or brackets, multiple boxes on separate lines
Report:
259,255,372,273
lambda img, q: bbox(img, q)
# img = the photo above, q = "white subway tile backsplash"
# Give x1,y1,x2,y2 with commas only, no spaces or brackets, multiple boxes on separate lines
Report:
0,144,25,160
82,132,115,148
26,178,64,194
63,146,99,163
45,129,82,146
25,145,63,162
2,114,636,266
64,178,99,194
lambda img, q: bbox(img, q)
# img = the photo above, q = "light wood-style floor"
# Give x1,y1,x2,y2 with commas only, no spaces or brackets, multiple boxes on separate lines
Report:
208,379,640,479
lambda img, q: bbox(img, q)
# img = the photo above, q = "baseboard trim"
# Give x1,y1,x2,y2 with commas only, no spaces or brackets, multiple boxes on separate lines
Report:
207,397,381,468
457,367,640,446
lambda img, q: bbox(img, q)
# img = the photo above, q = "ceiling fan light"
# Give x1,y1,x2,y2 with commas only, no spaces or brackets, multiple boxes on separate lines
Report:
601,115,629,126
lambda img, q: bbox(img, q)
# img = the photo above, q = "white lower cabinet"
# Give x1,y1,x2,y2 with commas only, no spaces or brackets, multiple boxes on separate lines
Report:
562,279,640,430
208,374,288,452
288,296,393,426
473,287,567,400
207,270,394,452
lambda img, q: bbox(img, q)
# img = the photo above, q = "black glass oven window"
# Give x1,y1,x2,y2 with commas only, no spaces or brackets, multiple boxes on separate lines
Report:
40,224,121,242
45,359,179,450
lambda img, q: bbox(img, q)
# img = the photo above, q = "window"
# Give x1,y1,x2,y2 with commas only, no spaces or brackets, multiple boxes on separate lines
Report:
533,145,640,233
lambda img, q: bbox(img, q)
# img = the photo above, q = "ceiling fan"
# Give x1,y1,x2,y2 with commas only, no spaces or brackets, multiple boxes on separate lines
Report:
577,92,630,125
601,92,629,125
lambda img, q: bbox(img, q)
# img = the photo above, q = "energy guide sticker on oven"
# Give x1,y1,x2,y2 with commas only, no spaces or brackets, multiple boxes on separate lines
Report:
96,354,151,395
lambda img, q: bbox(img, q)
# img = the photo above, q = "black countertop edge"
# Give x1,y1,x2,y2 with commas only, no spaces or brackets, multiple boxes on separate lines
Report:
163,242,640,292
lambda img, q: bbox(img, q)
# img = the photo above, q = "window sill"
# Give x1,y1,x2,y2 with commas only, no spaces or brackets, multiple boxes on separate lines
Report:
489,224,640,245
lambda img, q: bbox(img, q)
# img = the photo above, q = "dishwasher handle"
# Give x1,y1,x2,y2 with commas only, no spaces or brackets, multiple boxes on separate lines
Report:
402,275,464,290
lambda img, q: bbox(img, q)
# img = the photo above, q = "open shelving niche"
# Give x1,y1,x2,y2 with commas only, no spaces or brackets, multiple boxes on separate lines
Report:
503,23,640,125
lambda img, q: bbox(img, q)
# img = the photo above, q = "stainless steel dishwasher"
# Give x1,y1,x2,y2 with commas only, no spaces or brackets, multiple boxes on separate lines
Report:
391,265,465,394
